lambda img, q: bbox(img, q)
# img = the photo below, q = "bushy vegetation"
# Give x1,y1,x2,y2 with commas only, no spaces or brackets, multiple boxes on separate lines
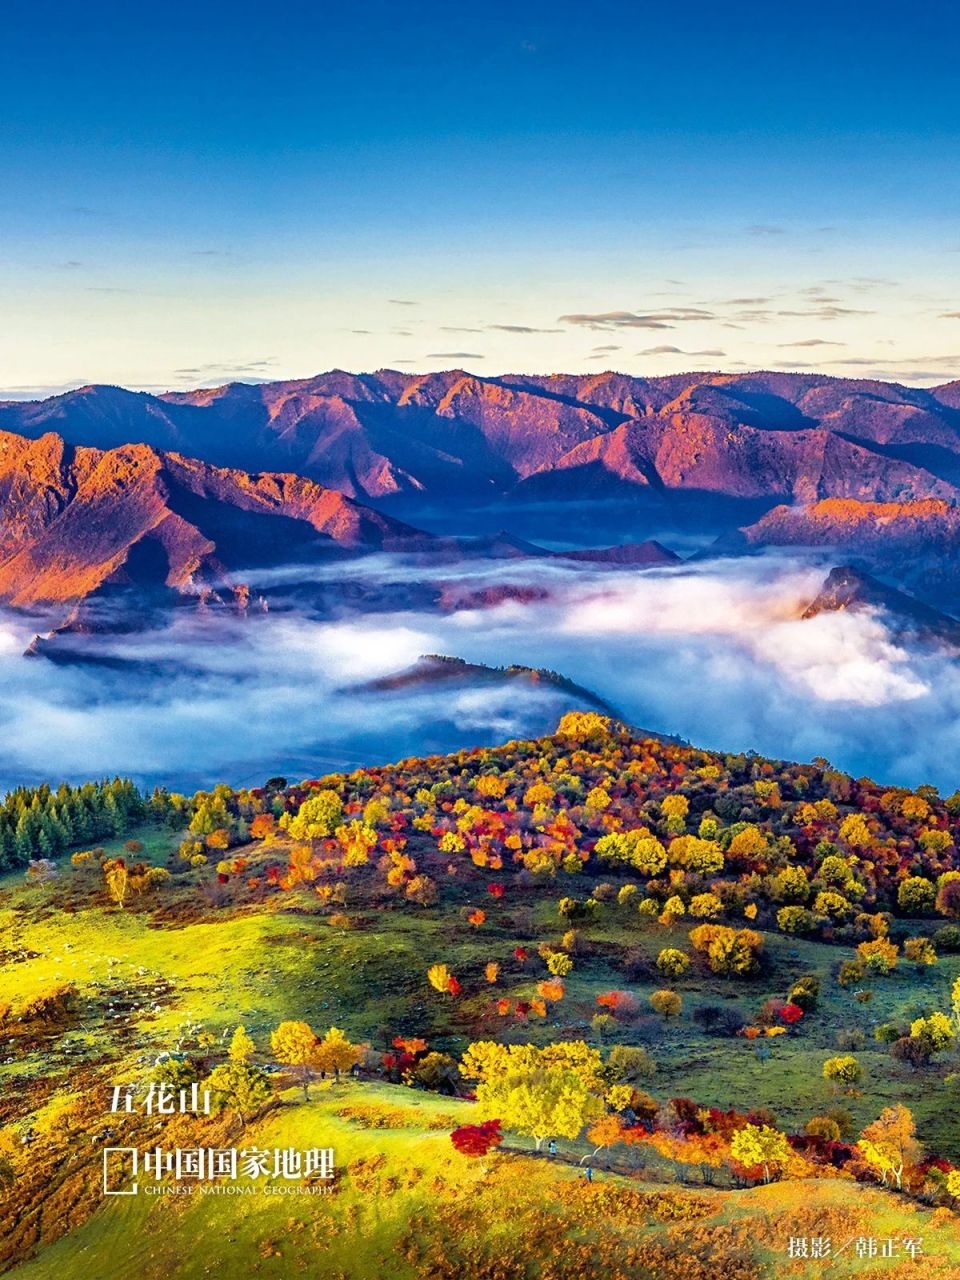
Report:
6,711,960,1275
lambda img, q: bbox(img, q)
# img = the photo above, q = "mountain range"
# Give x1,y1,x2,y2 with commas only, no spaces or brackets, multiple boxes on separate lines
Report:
5,369,960,513
2,368,960,613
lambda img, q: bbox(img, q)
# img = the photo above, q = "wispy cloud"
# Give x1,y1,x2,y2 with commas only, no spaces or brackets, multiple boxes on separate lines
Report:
425,351,484,359
559,308,715,331
729,305,873,323
171,358,278,380
487,324,564,334
777,338,846,348
638,345,726,357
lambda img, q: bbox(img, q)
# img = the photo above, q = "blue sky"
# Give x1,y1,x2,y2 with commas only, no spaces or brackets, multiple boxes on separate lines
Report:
1,0,959,394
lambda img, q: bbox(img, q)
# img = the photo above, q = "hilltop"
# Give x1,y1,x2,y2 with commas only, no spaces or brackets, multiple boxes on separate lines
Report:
5,713,960,1276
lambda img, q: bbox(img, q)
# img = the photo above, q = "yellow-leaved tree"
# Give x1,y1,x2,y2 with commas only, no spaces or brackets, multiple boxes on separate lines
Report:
335,821,377,867
729,1123,791,1184
228,1025,256,1064
313,1027,362,1080
460,1040,604,1151
858,1105,920,1191
427,963,452,994
270,1020,318,1100
281,791,343,848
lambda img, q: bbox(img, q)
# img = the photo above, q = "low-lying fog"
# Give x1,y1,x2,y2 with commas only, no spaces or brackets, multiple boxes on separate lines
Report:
1,553,957,795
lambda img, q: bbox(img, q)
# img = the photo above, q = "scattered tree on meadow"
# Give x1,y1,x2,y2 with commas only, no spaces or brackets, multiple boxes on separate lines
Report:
858,1105,920,1191
460,1040,605,1151
450,1119,502,1163
582,1112,627,1163
228,1025,256,1063
270,1020,319,1100
313,1026,362,1079
650,990,682,1019
823,1055,862,1093
204,1061,273,1128
282,791,343,847
656,948,690,978
606,1045,657,1082
689,925,763,976
103,859,129,909
729,1123,791,1184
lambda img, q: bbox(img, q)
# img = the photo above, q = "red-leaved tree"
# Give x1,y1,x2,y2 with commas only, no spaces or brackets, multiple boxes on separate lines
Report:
450,1119,502,1161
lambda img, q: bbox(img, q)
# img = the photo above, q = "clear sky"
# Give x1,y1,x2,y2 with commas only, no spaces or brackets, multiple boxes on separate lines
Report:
2,0,959,396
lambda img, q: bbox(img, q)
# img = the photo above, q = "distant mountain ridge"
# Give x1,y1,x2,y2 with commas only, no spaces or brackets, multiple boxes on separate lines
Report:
3,370,959,523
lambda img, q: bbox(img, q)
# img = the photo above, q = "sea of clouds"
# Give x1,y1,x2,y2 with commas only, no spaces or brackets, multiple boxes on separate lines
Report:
0,552,957,795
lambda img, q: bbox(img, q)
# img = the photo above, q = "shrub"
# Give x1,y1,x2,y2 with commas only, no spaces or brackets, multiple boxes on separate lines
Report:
688,892,722,919
692,1004,744,1037
837,959,865,986
856,938,899,973
933,924,960,952
903,936,936,966
606,1045,657,1082
656,948,690,978
689,924,762,976
835,1029,865,1052
546,952,574,977
151,1054,200,1089
19,984,77,1025
776,906,817,934
823,1055,862,1090
874,1022,903,1044
898,876,936,914
814,891,852,920
910,1012,955,1053
787,975,820,1011
650,990,682,1018
596,990,641,1019
891,1036,933,1071
410,1052,461,1093
617,949,653,982
595,830,667,876
805,1115,841,1142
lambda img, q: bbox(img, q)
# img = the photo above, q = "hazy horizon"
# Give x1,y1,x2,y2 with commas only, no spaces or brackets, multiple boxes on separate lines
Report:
3,360,960,404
